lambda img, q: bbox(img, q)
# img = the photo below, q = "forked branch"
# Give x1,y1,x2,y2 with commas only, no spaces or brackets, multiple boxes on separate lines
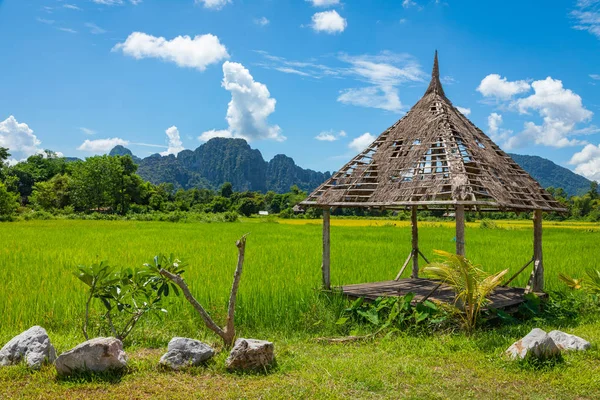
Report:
159,234,248,348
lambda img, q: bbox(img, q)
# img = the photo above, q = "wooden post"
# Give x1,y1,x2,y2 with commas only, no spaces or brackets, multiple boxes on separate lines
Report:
322,208,331,290
411,206,419,278
532,209,544,292
455,205,465,256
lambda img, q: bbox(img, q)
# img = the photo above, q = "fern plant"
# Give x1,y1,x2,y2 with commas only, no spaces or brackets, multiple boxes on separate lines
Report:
423,250,508,333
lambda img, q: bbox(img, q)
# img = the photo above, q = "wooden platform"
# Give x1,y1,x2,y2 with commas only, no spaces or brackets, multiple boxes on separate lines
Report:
340,278,534,310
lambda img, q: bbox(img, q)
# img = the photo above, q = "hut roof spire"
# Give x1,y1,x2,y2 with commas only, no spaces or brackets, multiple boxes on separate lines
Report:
425,50,445,97
300,51,566,213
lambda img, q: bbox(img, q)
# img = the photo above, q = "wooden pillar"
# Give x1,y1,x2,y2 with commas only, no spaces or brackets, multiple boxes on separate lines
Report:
455,205,465,256
321,208,331,290
532,209,544,292
411,206,419,278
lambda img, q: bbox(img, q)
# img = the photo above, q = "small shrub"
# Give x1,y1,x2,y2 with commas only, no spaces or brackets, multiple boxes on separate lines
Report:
479,219,499,229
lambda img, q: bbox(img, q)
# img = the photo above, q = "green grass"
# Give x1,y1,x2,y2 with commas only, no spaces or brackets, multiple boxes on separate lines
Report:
1,219,600,398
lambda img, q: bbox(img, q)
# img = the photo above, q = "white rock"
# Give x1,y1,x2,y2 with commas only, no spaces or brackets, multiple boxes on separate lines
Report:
159,337,214,370
226,338,275,370
55,337,127,375
505,328,561,360
0,326,56,369
548,330,591,351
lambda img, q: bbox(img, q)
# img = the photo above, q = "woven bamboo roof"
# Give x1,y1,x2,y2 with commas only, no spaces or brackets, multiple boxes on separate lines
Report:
301,52,566,212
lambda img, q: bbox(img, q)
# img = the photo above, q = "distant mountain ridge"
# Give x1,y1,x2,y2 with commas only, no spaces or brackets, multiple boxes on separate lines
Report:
110,138,331,194
106,140,594,196
508,153,594,196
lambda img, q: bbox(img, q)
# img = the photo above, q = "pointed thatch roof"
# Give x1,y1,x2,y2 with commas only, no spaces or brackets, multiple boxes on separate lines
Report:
302,52,566,212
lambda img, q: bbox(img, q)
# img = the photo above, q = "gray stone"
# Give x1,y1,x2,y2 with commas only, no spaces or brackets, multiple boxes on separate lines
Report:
548,330,591,351
159,337,215,370
55,337,127,375
505,328,561,360
0,326,56,369
226,338,275,371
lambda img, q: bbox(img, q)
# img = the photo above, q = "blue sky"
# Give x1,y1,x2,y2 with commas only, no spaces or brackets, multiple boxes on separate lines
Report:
1,0,600,181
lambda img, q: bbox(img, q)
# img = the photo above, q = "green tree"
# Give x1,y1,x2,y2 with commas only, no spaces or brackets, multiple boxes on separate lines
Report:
70,155,122,212
220,182,233,198
0,182,19,216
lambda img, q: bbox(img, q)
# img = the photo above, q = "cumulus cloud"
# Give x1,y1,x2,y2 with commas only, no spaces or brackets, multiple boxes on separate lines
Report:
198,129,233,142
0,116,43,161
456,106,471,116
509,77,593,148
311,10,347,34
569,143,600,181
315,130,346,141
349,132,375,152
571,0,600,39
77,137,129,153
199,62,284,143
477,74,530,100
306,0,340,6
195,0,231,10
402,0,417,8
160,126,185,156
113,32,229,71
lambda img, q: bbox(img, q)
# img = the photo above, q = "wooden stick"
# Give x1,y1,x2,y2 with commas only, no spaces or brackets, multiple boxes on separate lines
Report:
322,208,331,290
417,249,430,264
504,256,534,286
395,250,414,281
455,205,465,256
532,209,544,292
411,206,419,278
223,234,247,346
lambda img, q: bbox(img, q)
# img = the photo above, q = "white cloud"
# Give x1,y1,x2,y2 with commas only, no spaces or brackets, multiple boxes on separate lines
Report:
306,0,340,6
477,74,530,100
339,86,401,112
402,0,417,8
349,132,375,152
488,112,502,136
85,22,106,34
569,143,600,181
113,32,229,71
77,137,129,153
337,52,426,112
80,127,96,135
59,27,78,34
590,74,600,80
198,129,233,142
486,112,513,144
571,0,600,39
0,116,43,160
63,4,82,10
200,61,284,143
37,18,55,25
509,77,593,148
195,0,231,10
456,106,471,116
315,130,346,141
160,126,185,156
254,17,269,26
311,10,347,34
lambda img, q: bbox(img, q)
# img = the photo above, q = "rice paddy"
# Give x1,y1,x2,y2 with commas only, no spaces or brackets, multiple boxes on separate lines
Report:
1,218,598,343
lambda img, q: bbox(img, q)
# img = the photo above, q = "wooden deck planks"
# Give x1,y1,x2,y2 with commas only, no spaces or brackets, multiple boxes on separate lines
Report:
340,279,530,310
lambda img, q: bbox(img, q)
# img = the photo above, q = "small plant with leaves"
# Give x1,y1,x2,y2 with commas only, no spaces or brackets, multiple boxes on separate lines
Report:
423,250,508,333
336,294,450,337
559,269,600,294
74,260,178,341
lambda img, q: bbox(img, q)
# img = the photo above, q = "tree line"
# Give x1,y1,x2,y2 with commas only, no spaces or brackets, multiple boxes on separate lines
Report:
0,147,599,221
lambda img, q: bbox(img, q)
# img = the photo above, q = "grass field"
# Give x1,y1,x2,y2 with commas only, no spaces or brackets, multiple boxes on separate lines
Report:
1,218,600,399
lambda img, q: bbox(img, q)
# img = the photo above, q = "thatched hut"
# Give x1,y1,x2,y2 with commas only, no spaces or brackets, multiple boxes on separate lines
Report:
300,52,566,306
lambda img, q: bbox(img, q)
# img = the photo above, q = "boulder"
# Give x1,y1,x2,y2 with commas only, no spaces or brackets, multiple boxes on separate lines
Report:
159,337,215,370
55,337,127,375
226,338,275,371
505,328,561,360
548,330,591,351
0,326,56,369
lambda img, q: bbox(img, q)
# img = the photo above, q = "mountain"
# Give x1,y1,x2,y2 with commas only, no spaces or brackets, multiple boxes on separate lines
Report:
509,153,594,196
105,141,593,196
120,138,331,194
